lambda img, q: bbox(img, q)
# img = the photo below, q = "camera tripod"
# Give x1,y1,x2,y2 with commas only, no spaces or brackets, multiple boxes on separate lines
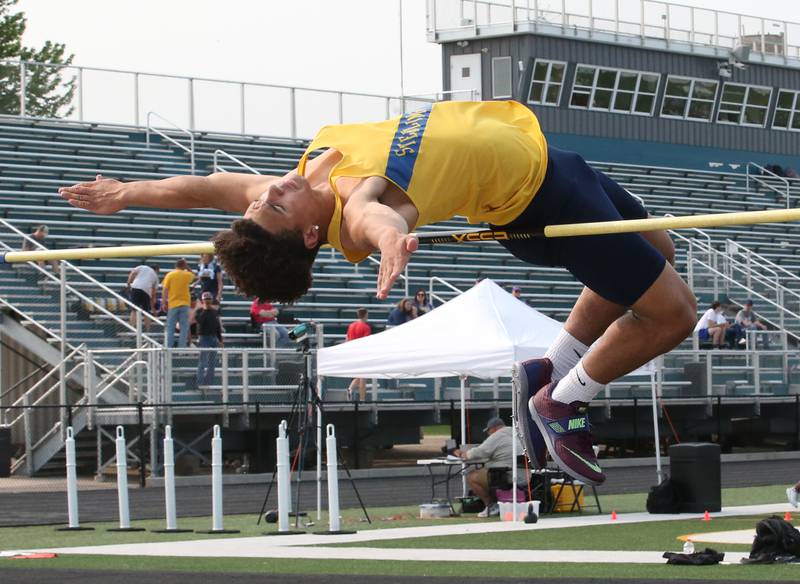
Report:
257,332,370,528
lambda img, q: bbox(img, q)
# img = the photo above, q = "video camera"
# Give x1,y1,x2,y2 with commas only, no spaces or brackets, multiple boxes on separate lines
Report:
287,321,316,343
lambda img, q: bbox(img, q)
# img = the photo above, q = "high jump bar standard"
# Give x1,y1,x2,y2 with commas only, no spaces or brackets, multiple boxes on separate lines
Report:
3,207,800,264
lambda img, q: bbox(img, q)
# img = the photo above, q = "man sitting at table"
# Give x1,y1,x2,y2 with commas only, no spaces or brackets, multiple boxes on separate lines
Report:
454,417,522,518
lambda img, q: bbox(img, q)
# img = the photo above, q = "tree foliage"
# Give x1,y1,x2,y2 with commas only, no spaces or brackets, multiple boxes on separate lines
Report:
0,0,75,117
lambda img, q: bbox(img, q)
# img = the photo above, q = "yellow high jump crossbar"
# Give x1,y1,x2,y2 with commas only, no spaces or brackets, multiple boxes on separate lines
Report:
3,207,800,264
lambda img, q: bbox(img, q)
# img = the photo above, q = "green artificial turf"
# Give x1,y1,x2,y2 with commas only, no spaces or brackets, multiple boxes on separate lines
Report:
0,484,795,580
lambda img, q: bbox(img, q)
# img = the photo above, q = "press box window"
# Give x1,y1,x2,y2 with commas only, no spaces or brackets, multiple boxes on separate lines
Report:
717,83,772,127
660,76,718,121
569,64,660,115
492,56,513,99
527,59,566,106
773,89,800,131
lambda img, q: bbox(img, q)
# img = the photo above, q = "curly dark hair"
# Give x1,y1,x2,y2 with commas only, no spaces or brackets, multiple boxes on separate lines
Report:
212,219,320,303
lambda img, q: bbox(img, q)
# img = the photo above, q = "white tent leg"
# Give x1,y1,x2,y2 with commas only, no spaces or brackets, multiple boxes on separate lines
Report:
511,375,518,520
460,375,467,499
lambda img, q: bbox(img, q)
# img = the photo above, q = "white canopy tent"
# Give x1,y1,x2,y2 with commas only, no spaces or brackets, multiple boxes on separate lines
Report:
317,279,662,509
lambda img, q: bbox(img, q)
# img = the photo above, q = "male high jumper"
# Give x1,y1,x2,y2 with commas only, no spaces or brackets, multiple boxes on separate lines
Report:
59,100,697,484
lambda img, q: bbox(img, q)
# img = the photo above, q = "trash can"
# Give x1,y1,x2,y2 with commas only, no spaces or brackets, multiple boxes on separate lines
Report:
669,442,721,513
682,362,707,397
0,426,11,478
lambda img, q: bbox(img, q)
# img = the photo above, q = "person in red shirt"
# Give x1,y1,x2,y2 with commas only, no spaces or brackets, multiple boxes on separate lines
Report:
346,308,371,401
250,298,289,345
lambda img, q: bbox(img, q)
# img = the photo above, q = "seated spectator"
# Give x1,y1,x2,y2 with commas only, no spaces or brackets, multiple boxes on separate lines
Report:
411,289,433,316
453,417,522,518
511,285,524,300
734,299,769,348
21,225,58,271
250,298,289,346
386,298,416,327
694,301,728,349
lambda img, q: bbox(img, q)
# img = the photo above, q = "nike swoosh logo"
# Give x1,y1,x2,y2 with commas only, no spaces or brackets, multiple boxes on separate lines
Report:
564,446,603,474
576,371,586,386
573,348,583,359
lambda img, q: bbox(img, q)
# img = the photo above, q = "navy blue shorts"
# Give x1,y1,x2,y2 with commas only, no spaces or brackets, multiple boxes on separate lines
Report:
491,146,666,307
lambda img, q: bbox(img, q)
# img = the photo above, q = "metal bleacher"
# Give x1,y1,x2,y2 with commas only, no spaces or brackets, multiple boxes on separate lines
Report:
1,115,800,394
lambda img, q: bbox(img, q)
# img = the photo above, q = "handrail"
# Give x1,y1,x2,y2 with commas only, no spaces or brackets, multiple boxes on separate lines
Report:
5,344,85,409
146,111,195,175
726,238,800,289
212,149,261,175
746,162,791,208
0,218,163,344
428,276,463,305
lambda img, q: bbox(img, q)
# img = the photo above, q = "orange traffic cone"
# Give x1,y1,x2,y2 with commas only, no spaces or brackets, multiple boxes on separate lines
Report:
702,510,711,521
785,511,793,522
611,510,617,521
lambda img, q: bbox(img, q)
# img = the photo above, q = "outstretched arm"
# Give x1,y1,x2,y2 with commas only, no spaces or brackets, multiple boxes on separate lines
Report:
58,172,281,215
343,177,419,300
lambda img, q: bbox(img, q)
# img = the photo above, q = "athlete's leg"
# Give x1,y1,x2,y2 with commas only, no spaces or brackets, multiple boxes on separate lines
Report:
580,263,695,383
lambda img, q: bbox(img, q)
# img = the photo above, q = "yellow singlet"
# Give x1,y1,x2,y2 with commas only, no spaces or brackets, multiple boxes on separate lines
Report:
297,100,548,263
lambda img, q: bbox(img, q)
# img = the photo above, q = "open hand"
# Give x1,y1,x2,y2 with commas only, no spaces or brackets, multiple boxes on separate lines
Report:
58,174,126,215
376,233,418,300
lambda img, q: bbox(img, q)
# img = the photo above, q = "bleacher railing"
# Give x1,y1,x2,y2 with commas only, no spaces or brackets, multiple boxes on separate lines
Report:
428,0,800,62
0,59,439,138
746,162,791,208
212,149,260,175
146,111,195,175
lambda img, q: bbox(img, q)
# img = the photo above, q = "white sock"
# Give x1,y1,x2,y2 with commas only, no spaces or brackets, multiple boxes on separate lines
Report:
544,329,591,382
551,360,605,405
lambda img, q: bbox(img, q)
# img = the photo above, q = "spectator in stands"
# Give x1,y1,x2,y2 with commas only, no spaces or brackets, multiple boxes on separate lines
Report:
411,289,433,316
197,253,224,306
187,293,199,346
734,299,769,348
195,291,224,394
386,298,416,327
511,285,524,300
162,258,196,348
249,298,289,346
454,417,522,518
59,101,697,486
694,301,729,349
345,308,372,401
21,224,58,271
125,263,159,331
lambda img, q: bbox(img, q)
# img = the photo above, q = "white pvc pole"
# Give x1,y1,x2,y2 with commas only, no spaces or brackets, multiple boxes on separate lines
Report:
65,427,80,528
326,424,340,532
276,419,290,532
211,424,223,531
650,371,663,483
163,425,177,530
114,426,131,529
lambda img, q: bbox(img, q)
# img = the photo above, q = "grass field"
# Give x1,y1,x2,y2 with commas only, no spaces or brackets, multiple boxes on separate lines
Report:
0,484,796,580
